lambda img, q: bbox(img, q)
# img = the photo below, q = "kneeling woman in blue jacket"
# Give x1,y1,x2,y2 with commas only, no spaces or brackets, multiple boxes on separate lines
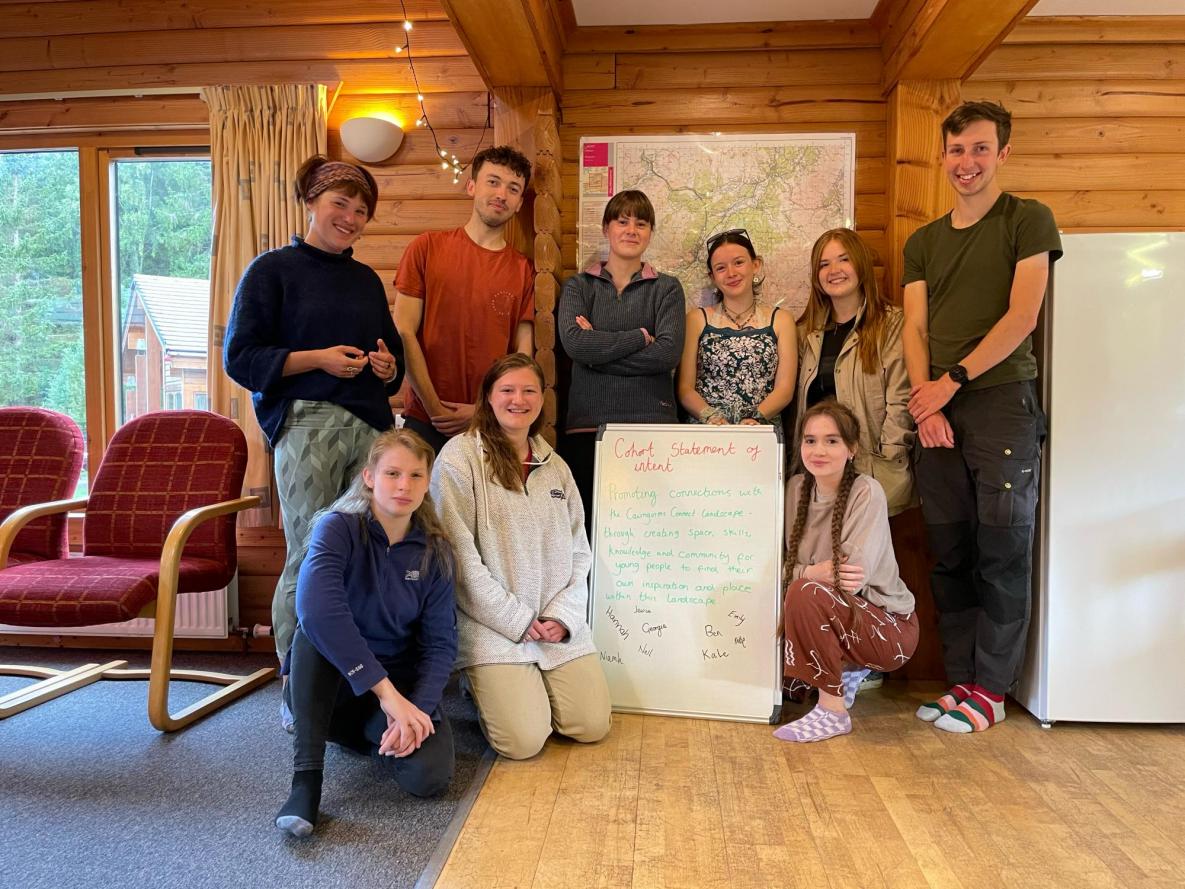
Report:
275,428,457,838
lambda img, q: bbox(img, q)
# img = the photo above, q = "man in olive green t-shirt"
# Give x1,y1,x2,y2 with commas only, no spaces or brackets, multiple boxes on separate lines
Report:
901,101,1062,734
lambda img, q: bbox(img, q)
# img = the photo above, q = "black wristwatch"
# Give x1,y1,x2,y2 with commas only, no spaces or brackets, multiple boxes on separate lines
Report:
948,364,969,386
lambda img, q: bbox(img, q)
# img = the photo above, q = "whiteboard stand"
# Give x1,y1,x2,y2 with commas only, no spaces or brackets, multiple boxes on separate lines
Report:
589,424,784,724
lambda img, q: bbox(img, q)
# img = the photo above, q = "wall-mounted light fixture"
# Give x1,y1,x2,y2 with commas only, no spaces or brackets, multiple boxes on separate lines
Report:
340,116,404,163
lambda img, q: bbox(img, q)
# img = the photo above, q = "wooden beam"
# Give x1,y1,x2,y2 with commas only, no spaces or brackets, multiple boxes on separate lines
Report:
613,48,882,90
491,86,556,255
440,0,562,97
329,92,491,131
553,0,578,39
565,19,878,54
1008,117,1185,156
884,79,961,305
561,85,886,129
1006,15,1185,45
880,0,1038,93
3,0,449,38
975,44,1185,82
0,23,466,72
0,95,207,134
0,129,210,149
965,80,1185,118
0,58,482,99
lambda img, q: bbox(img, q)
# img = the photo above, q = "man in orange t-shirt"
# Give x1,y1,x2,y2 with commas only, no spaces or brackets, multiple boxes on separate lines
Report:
394,145,535,452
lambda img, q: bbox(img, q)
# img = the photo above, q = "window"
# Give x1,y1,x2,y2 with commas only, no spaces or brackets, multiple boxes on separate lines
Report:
112,158,212,423
193,392,209,411
0,145,211,497
0,150,87,493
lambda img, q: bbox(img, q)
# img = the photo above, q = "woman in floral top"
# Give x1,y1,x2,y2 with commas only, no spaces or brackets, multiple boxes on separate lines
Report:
677,229,796,425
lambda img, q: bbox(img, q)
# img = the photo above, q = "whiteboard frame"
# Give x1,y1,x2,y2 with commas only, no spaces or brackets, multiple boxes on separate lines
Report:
589,423,785,724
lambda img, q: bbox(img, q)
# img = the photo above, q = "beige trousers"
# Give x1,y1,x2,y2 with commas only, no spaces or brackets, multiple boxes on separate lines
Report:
464,654,612,760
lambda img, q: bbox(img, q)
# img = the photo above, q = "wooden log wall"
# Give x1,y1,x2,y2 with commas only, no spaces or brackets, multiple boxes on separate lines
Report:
0,0,485,651
559,23,890,292
4,6,1183,657
534,112,564,445
0,0,486,295
556,22,933,673
969,17,1185,233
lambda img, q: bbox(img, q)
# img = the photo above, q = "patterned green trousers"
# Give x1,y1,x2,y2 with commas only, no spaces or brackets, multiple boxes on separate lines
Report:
272,399,381,661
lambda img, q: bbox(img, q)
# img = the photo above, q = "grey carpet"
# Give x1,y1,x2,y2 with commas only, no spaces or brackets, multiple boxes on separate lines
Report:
0,646,491,889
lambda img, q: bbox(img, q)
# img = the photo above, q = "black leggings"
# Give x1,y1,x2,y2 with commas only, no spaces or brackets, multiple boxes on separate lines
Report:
288,627,454,798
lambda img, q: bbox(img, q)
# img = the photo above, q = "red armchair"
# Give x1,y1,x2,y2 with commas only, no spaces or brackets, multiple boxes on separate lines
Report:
0,410,274,731
0,406,84,566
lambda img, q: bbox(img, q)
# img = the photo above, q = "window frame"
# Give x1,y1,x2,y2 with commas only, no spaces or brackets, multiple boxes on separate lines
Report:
0,132,212,505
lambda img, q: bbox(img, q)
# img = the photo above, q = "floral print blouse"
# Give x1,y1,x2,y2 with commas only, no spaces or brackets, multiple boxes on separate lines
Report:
690,306,782,424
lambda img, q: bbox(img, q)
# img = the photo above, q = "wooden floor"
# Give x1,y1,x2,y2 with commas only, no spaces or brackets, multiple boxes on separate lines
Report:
435,682,1185,889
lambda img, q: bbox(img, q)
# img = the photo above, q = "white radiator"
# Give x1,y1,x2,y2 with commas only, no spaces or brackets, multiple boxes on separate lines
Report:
0,576,238,639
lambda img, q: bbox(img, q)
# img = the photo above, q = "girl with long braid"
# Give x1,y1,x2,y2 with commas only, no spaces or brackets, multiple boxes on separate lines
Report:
775,401,918,743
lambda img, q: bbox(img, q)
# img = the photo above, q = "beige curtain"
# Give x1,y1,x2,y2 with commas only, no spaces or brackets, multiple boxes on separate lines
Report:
203,84,327,528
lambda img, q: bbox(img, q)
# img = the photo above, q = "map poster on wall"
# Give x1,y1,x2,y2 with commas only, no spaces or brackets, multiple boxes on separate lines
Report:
579,133,855,317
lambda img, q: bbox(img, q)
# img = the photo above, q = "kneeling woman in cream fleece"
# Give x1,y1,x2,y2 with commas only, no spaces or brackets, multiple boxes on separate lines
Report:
432,353,611,759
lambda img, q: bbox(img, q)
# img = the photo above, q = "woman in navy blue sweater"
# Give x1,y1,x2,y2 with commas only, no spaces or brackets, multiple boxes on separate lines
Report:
275,428,457,838
223,156,405,723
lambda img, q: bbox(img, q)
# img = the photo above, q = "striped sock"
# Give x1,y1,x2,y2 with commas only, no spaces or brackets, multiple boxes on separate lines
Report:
934,686,1006,734
915,683,973,723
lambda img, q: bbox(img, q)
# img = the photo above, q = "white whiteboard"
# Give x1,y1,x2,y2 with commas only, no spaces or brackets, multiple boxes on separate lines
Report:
589,424,784,723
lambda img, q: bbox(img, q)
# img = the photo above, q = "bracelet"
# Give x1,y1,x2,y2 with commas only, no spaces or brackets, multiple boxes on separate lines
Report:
749,407,769,423
699,406,722,422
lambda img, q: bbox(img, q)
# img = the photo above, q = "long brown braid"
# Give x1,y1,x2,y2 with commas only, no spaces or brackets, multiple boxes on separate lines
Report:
787,400,866,631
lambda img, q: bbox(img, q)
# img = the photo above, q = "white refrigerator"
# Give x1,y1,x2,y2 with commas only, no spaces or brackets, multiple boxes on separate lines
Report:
1017,232,1185,725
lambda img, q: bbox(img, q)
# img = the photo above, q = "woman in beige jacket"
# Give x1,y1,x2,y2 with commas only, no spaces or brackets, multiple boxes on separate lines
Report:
791,228,915,517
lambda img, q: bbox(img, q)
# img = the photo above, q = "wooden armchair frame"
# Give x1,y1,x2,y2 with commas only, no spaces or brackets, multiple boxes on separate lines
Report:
0,493,275,731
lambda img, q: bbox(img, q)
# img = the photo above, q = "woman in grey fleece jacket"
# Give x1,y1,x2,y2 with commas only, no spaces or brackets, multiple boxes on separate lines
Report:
431,354,611,760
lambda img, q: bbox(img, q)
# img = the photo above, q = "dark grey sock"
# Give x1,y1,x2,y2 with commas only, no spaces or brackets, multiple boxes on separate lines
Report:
275,769,323,837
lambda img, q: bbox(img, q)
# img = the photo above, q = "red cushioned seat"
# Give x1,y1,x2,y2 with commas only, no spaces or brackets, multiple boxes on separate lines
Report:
0,410,273,731
0,556,227,627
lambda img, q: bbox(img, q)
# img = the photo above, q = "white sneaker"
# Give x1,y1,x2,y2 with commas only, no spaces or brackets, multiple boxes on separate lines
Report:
859,671,884,691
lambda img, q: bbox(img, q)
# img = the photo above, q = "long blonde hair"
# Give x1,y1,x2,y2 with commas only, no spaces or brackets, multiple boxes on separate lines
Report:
798,228,889,376
320,428,453,577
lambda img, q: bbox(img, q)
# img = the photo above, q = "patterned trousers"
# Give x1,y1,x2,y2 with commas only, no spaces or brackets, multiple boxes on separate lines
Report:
783,578,919,697
272,400,380,661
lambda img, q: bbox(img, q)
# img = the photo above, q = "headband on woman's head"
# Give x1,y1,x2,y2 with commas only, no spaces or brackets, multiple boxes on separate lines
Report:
305,161,375,204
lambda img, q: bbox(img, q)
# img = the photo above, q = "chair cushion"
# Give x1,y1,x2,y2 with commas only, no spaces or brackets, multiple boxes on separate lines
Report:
0,555,229,627
84,411,245,565
0,407,85,561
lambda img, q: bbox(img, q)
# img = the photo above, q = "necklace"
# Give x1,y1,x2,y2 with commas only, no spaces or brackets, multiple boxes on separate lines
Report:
720,300,757,329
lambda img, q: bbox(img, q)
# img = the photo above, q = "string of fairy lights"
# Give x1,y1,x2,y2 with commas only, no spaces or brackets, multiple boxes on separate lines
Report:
395,1,491,185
